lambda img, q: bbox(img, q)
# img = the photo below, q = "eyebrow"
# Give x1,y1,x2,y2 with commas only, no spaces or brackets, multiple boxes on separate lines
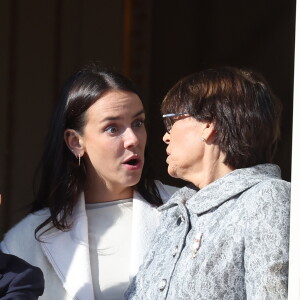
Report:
101,109,145,122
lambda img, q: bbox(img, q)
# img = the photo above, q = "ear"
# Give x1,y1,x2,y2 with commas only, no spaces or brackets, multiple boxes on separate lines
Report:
64,129,85,157
202,122,216,142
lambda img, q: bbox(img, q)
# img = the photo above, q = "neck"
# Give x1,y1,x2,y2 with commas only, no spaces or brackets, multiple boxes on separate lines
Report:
83,163,134,203
84,174,133,203
84,185,133,203
203,162,233,187
191,147,234,189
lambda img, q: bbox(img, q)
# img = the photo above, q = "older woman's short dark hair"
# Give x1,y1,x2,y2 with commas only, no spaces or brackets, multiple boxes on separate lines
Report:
161,67,282,169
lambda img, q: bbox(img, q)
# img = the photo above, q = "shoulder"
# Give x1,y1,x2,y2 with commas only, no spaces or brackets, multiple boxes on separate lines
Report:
241,164,290,205
154,180,179,203
243,178,290,207
240,178,290,233
1,209,50,255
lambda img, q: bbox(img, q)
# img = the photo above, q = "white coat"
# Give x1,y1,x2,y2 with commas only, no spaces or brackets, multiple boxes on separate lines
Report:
0,182,177,300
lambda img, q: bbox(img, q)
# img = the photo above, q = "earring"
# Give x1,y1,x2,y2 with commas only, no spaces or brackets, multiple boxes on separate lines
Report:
200,137,206,142
71,149,81,166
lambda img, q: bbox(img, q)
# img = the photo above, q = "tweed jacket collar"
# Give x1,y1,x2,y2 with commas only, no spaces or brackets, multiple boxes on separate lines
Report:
160,164,282,215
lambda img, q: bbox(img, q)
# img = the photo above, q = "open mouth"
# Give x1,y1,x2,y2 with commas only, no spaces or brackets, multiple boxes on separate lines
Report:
125,158,139,166
122,156,141,167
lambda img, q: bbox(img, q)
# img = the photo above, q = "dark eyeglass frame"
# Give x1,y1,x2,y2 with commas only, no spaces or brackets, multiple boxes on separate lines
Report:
162,112,190,134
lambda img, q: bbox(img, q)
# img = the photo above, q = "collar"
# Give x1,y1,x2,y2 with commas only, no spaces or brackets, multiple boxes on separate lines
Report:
160,164,281,215
37,190,149,300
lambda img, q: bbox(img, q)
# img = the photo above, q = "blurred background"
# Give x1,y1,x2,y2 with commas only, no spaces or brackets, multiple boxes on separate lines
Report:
0,0,296,237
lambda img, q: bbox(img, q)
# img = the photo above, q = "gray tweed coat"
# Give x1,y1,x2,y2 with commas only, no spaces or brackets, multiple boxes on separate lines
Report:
125,164,290,300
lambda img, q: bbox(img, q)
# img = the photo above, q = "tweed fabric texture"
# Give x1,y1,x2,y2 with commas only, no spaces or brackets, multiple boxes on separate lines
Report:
125,164,290,300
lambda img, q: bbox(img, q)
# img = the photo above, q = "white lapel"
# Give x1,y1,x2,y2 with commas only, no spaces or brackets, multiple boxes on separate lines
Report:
40,194,94,300
130,190,158,277
130,182,179,277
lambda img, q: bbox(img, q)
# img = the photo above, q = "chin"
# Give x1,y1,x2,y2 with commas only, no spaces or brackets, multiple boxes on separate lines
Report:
126,174,142,187
167,166,179,179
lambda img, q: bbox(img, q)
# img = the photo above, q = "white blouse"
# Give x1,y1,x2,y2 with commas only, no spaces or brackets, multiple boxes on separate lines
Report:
86,199,133,300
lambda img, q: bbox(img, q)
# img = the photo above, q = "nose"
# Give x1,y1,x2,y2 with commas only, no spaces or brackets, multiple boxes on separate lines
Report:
163,132,170,144
124,128,139,148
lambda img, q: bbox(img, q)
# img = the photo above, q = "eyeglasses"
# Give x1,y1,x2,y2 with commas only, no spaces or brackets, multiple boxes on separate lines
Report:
162,113,190,134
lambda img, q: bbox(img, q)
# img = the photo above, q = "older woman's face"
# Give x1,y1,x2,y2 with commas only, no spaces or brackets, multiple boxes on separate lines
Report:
163,116,207,186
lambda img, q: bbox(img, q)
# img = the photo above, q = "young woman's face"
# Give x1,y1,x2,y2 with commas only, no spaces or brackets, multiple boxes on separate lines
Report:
81,90,146,193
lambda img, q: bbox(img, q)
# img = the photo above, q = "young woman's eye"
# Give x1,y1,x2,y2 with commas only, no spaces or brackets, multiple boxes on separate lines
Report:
105,125,118,134
133,119,145,128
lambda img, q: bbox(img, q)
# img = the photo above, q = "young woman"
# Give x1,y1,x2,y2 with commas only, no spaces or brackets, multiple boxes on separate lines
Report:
1,65,177,300
126,67,290,299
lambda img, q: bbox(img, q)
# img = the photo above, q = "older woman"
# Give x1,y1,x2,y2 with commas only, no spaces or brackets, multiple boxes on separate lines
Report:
125,67,290,299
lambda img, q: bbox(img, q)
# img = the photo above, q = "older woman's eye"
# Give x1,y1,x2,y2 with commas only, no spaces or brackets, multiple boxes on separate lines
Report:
133,119,145,128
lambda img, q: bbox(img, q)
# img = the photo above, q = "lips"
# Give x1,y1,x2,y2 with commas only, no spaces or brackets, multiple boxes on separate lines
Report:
125,158,139,166
122,154,142,169
165,149,170,164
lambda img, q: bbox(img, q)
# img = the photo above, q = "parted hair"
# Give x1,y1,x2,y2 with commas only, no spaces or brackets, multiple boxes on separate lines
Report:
32,64,162,237
161,66,282,169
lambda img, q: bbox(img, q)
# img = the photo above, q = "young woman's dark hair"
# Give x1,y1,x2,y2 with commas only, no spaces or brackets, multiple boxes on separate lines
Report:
161,66,282,169
32,64,162,237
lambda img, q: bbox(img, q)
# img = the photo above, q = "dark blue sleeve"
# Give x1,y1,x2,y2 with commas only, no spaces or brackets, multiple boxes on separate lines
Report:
0,252,44,299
